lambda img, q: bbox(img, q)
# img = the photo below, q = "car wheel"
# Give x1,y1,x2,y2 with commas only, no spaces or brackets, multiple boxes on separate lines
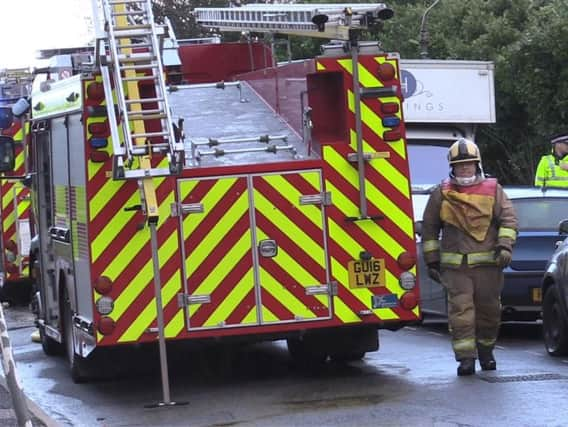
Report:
62,292,89,383
543,288,568,356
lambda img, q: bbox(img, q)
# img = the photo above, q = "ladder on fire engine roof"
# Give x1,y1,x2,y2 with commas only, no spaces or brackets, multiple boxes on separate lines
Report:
95,0,184,185
193,3,394,41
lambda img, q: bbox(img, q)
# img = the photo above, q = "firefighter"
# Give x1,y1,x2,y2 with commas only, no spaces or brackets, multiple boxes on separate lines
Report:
534,133,568,188
422,138,517,376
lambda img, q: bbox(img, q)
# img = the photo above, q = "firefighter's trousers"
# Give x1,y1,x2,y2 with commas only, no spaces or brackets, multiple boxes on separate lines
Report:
442,264,503,361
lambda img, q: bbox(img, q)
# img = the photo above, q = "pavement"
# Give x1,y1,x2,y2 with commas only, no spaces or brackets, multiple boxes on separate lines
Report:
0,304,56,427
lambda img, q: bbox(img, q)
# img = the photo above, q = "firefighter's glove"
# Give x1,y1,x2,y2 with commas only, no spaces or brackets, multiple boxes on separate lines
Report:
427,262,441,282
495,248,512,268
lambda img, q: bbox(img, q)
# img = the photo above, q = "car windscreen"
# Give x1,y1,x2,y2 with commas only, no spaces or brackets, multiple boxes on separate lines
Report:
408,144,448,185
512,198,568,231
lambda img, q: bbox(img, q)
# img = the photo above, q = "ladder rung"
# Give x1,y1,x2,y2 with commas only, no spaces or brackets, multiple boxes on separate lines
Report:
113,30,153,38
121,63,159,70
122,75,157,82
128,113,168,121
117,55,156,63
125,97,163,104
131,131,170,139
132,143,171,153
127,108,164,115
112,11,147,17
114,24,152,31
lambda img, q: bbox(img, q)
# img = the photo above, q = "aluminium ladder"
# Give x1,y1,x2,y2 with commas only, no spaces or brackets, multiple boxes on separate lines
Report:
194,3,393,40
96,0,183,183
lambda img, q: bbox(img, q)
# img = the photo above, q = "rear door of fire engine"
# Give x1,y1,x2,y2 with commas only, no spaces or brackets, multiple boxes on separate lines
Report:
177,169,332,331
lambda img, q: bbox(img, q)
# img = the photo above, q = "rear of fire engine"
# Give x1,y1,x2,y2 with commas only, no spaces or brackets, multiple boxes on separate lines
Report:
0,69,33,303
10,1,421,383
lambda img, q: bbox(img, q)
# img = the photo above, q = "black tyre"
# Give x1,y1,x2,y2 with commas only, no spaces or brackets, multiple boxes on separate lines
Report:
543,288,568,356
62,293,89,383
329,352,365,363
39,324,63,356
286,338,328,367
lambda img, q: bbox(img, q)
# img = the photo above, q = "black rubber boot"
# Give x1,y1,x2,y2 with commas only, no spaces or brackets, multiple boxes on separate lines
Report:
457,358,475,376
478,346,496,371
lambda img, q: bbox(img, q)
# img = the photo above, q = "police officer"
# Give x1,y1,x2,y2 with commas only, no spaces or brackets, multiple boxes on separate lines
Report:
422,138,518,376
534,133,568,188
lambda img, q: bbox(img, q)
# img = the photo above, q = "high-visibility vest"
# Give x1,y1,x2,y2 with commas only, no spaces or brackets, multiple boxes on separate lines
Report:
534,154,568,188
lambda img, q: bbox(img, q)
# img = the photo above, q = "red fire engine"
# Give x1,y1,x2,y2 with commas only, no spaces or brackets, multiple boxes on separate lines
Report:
0,68,33,302
1,1,421,388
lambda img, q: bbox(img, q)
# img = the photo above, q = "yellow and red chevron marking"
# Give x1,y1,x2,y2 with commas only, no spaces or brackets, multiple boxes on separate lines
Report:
181,176,256,329
180,170,331,330
253,172,330,323
1,120,30,280
316,55,419,322
84,79,183,345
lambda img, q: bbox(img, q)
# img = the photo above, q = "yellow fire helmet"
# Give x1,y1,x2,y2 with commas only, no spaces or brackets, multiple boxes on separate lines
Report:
447,138,481,166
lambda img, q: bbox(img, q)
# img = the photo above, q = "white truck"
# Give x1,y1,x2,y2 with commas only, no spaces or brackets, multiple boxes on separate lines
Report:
401,59,496,316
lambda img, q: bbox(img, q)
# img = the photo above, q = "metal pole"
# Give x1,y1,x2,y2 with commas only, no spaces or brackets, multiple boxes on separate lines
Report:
419,0,441,59
149,222,172,406
351,40,368,218
0,303,32,427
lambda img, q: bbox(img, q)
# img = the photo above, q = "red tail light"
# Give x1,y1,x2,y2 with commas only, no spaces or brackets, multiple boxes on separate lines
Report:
97,316,116,335
400,292,418,310
397,251,416,270
377,62,396,81
94,276,112,295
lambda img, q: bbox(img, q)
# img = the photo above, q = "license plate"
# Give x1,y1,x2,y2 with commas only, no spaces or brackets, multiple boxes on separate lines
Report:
347,258,385,289
531,287,542,303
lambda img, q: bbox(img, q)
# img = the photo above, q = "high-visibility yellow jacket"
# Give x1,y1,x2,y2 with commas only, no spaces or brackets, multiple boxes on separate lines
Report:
534,154,568,188
422,177,518,269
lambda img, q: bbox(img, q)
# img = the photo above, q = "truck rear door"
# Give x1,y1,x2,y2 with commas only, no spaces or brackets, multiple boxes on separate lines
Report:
177,169,332,331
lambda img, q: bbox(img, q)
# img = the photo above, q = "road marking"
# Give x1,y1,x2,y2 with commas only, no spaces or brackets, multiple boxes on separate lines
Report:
561,360,568,364
524,350,544,357
427,331,443,336
495,345,506,350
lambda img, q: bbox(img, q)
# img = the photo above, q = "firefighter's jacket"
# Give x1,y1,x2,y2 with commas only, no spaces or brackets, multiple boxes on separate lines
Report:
422,177,517,269
534,154,568,188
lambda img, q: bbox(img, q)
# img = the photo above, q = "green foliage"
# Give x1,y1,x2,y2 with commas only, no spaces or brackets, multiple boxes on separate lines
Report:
152,0,568,184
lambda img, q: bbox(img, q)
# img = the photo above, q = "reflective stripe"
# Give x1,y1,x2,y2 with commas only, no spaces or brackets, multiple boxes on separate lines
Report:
498,227,516,241
452,337,476,352
477,338,496,347
441,252,463,265
441,251,497,266
423,240,440,252
467,251,496,265
547,155,556,178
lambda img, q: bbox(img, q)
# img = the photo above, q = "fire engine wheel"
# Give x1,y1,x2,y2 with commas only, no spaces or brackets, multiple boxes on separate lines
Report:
286,338,328,367
62,295,89,383
329,352,366,363
39,324,63,356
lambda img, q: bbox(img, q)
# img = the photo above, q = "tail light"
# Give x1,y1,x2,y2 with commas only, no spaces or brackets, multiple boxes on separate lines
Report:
94,276,112,295
397,251,416,270
400,292,419,310
97,316,116,335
